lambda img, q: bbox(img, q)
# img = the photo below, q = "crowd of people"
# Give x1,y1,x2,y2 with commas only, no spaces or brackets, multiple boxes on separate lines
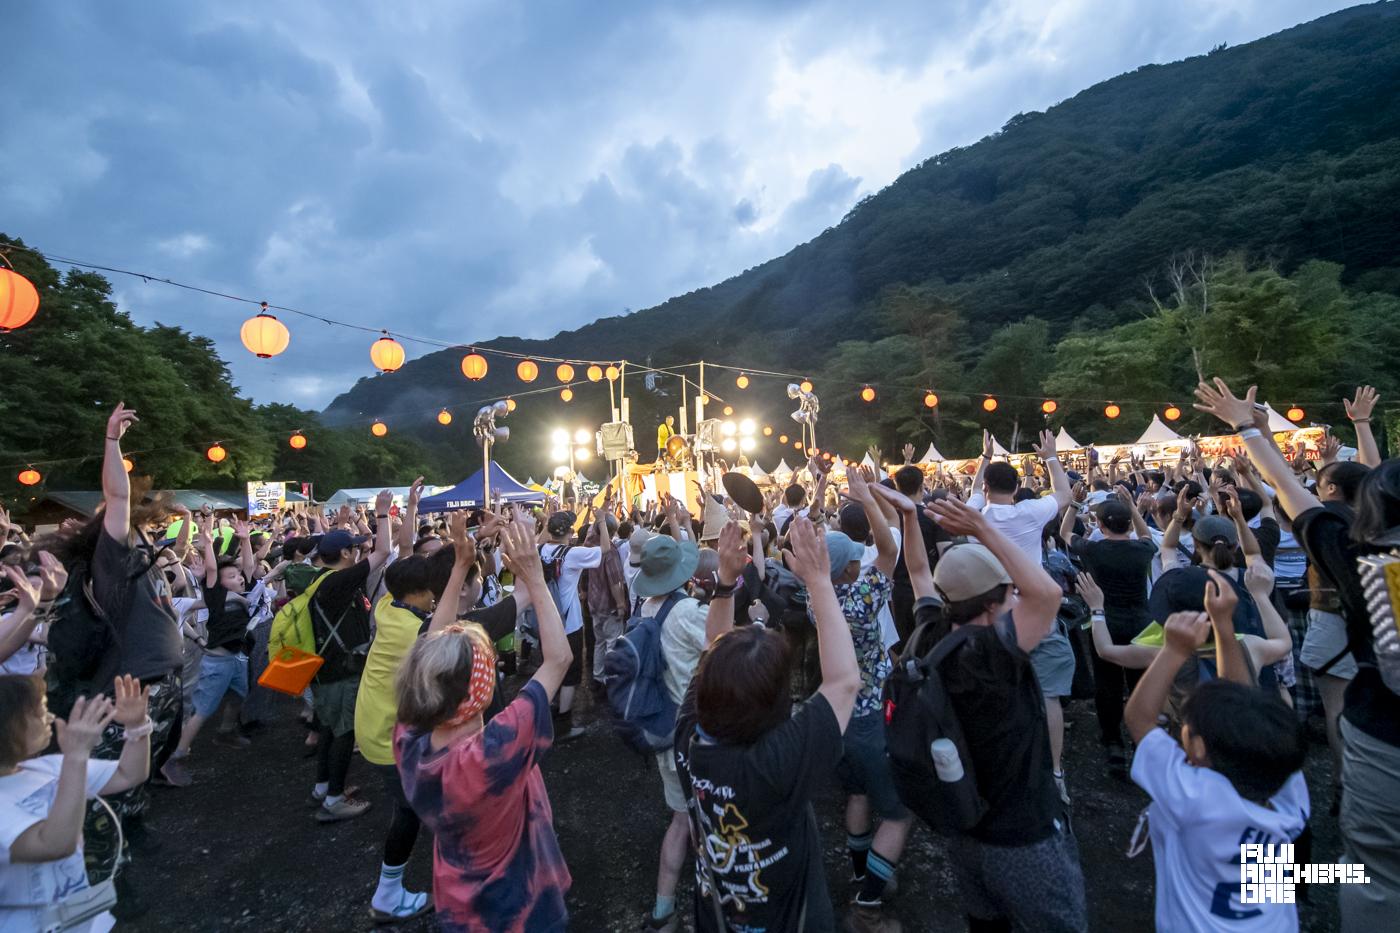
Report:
0,378,1395,932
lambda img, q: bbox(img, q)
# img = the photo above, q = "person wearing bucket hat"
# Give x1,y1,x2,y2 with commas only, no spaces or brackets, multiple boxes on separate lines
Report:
625,532,712,932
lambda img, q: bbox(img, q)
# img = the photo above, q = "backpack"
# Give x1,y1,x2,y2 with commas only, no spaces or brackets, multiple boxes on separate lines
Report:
759,557,809,631
882,619,989,835
602,593,683,753
45,561,120,717
267,570,331,660
519,545,573,641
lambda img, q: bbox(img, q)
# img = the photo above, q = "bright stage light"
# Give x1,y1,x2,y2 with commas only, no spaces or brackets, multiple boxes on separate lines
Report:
551,429,569,445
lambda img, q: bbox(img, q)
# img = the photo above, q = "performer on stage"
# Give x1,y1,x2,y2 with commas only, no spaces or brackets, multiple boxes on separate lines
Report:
656,415,675,459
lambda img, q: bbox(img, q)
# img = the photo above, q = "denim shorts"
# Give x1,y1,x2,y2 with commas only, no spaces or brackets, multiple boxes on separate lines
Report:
837,711,908,820
192,652,249,718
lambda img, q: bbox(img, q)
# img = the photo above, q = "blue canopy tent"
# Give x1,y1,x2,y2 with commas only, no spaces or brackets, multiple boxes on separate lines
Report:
418,462,545,512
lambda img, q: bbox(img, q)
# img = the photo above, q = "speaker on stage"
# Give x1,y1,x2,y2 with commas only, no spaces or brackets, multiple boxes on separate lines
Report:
598,422,633,460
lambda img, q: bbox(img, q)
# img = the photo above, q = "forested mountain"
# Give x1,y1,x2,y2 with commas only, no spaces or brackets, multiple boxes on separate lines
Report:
322,1,1400,472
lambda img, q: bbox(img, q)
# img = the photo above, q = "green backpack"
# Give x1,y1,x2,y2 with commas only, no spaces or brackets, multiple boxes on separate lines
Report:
268,570,331,659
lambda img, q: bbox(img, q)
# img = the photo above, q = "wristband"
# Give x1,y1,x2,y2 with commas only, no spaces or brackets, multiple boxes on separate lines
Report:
121,717,155,740
1231,422,1255,434
712,576,742,598
106,436,121,442
1351,418,1371,424
1237,428,1262,440
1090,610,1106,618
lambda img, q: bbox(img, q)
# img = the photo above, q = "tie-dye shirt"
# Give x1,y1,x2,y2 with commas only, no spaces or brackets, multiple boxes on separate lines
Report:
394,680,570,932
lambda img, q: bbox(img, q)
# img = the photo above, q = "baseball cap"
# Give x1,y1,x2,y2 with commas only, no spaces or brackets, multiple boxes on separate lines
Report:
317,529,369,558
1192,515,1239,548
823,531,866,582
933,543,1013,603
546,511,576,537
627,527,654,567
1096,501,1133,535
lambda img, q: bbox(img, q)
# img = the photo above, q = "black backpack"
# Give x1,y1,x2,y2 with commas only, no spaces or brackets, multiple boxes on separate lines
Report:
46,561,120,717
882,618,988,835
759,558,809,631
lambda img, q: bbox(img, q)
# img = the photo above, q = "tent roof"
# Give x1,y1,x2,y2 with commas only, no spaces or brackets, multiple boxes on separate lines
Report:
1263,403,1301,432
748,461,769,480
918,442,945,463
860,452,879,471
1134,414,1184,445
323,487,423,506
418,462,544,512
1055,426,1085,450
772,458,794,477
990,435,1012,457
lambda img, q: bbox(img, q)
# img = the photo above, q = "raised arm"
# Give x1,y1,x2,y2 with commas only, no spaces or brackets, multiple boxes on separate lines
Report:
1344,386,1382,468
848,467,896,576
1115,485,1152,540
1058,501,1078,547
1203,570,1251,686
1124,612,1211,743
1078,572,1157,669
366,489,394,574
9,696,116,863
787,517,861,729
1032,429,1071,510
428,512,477,634
101,403,139,541
100,675,153,794
969,430,992,506
500,514,572,699
399,476,425,555
198,516,218,588
704,521,747,646
1160,493,1195,573
233,519,255,585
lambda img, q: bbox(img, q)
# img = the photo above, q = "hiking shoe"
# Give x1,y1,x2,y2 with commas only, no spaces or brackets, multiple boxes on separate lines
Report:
317,796,372,822
213,730,252,749
846,903,901,933
370,890,431,925
157,756,193,788
642,910,679,932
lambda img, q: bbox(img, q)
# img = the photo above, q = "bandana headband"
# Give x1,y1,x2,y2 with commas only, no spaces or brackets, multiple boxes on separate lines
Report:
440,624,497,726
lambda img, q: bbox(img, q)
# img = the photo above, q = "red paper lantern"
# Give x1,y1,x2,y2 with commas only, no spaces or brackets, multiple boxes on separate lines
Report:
924,392,939,409
289,433,307,449
206,444,227,463
982,397,998,412
556,363,575,382
1041,400,1057,414
1105,403,1121,419
0,269,40,331
1286,406,1305,422
861,386,876,403
17,468,41,486
1164,406,1181,421
461,352,488,381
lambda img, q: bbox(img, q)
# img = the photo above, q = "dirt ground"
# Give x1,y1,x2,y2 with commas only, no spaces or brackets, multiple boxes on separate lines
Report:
123,675,1344,932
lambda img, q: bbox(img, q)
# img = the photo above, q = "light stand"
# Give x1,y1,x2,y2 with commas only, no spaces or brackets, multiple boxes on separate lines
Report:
473,401,511,506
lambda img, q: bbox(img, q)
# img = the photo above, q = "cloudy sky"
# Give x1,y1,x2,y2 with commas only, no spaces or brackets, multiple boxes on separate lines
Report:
2,0,1353,407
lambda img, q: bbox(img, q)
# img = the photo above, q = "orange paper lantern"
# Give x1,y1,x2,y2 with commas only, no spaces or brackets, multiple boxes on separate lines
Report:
924,392,939,408
1164,406,1181,422
17,468,41,486
861,386,876,403
560,388,574,402
370,334,405,372
289,433,307,449
736,373,750,389
122,457,134,473
723,405,734,416
1286,406,1305,422
505,397,517,412
779,434,789,444
1105,403,1121,419
461,352,488,381
699,394,710,407
556,363,575,383
240,303,290,358
794,441,803,450
517,359,539,383
586,364,603,382
0,269,40,331
800,379,813,393
982,397,998,412
437,410,453,425
763,426,773,436
206,444,227,463
605,365,620,381
371,421,388,437
1041,400,1057,414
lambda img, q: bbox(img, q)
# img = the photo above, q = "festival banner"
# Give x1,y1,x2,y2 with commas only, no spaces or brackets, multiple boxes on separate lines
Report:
246,481,287,517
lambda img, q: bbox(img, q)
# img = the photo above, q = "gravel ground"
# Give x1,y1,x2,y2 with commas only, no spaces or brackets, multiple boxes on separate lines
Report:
121,676,1343,932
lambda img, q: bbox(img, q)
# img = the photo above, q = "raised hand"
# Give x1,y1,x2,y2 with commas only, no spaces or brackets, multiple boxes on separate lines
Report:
1031,429,1057,461
1162,611,1211,657
1193,378,1258,430
111,674,151,727
1344,385,1379,422
232,518,250,541
1,566,40,613
408,476,426,508
902,443,916,464
785,516,830,584
1204,568,1238,624
1075,572,1105,612
106,402,139,443
1319,433,1341,465
35,551,68,600
716,521,748,585
374,489,394,516
981,430,993,460
55,695,117,758
448,512,475,569
499,514,543,583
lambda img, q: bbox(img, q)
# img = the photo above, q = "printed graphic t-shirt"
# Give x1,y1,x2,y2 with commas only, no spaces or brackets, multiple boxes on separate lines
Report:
1132,728,1309,933
395,680,570,933
674,685,842,933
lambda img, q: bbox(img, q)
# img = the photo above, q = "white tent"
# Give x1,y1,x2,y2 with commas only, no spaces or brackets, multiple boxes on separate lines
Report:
772,458,794,481
860,452,879,472
748,461,770,482
324,486,426,507
1055,426,1085,450
918,443,945,464
1134,414,1184,445
990,435,1012,457
1263,403,1301,432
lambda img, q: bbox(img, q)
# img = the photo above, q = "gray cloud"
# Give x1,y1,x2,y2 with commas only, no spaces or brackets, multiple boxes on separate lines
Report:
0,0,1355,407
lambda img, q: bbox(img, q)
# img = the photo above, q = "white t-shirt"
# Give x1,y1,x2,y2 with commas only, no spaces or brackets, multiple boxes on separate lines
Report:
772,505,796,534
967,493,1060,565
861,526,903,651
0,755,120,933
641,595,708,704
0,613,43,677
1131,728,1309,933
538,544,602,635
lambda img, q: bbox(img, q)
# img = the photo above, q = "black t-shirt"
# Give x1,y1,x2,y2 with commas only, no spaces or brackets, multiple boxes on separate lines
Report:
90,530,184,686
1293,505,1400,747
460,595,518,643
894,511,950,587
202,583,248,653
1072,536,1156,640
309,561,375,682
673,684,841,932
917,600,1063,846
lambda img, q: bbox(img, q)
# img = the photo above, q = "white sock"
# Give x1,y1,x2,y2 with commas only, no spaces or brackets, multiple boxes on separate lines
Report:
314,782,329,796
373,862,405,907
324,793,344,807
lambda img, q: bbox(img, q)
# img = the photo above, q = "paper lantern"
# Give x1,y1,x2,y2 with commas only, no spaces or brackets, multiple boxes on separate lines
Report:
586,365,603,382
779,434,789,444
1286,406,1304,422
240,302,290,358
505,397,517,412
517,359,539,383
735,373,750,389
1041,400,1057,414
982,397,998,412
794,441,803,450
437,409,453,425
605,365,620,381
370,334,405,372
924,392,939,409
1105,403,1121,419
723,405,734,416
763,426,773,436
861,386,876,403
0,269,40,331
1164,406,1181,422
556,363,575,383
461,352,488,381
17,468,40,486
560,388,574,402
206,444,227,463
800,379,813,393
289,433,307,449
122,457,134,473
824,452,834,461
371,421,388,437
807,447,817,457
699,394,710,407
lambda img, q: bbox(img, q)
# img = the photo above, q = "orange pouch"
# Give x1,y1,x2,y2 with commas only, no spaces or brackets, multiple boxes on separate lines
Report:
258,647,324,696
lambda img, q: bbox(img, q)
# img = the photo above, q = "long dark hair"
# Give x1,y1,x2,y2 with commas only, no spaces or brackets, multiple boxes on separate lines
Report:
1351,460,1400,547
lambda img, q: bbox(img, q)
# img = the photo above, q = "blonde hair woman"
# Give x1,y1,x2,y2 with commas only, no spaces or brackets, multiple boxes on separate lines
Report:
393,512,574,933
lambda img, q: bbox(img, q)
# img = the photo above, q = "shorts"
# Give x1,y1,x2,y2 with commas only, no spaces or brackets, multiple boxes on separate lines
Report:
1029,625,1075,699
562,628,585,688
656,750,686,812
191,653,248,718
837,711,908,820
949,821,1087,932
311,677,360,737
1300,609,1358,680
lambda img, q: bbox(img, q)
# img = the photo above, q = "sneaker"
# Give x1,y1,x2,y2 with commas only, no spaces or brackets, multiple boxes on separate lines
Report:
1053,771,1070,805
846,903,901,933
213,730,252,749
157,756,193,788
307,787,328,808
370,890,431,925
317,796,372,823
642,910,679,932
556,724,586,743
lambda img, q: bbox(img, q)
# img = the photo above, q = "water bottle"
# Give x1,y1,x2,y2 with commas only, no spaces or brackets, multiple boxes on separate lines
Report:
930,738,964,783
